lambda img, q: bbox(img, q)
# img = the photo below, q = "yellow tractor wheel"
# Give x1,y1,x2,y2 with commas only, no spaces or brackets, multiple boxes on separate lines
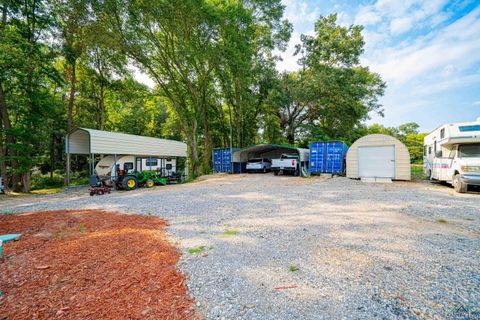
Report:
145,179,154,188
122,176,138,191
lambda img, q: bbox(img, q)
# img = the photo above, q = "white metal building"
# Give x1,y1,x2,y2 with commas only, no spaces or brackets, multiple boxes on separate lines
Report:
346,134,411,180
65,128,187,186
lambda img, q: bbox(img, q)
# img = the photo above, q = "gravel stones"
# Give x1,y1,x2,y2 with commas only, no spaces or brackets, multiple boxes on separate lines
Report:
1,174,479,319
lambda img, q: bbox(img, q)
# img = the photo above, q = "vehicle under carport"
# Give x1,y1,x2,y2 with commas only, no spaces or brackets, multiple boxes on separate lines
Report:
232,144,310,176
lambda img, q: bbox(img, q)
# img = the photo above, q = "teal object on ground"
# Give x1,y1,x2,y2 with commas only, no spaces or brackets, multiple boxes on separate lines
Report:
0,234,22,256
0,234,22,243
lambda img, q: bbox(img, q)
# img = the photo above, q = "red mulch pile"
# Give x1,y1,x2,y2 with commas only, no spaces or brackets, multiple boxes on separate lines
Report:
0,210,197,319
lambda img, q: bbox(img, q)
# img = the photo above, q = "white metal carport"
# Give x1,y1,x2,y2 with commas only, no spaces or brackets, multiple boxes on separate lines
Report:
65,128,187,186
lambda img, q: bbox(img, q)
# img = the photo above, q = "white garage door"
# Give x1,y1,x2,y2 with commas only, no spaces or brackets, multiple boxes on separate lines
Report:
358,146,395,178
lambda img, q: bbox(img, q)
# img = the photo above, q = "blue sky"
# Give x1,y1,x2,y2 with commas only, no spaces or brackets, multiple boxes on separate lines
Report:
278,0,480,132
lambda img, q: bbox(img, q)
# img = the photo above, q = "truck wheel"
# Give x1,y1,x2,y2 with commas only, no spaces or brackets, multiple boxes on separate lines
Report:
263,167,267,173
273,170,278,176
453,174,467,193
123,176,138,191
145,179,154,188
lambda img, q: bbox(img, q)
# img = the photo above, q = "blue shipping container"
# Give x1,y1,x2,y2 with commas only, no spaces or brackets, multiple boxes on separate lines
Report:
213,148,240,173
310,141,348,175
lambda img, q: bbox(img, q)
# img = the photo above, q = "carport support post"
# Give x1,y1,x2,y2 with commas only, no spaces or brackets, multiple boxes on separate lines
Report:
66,152,70,188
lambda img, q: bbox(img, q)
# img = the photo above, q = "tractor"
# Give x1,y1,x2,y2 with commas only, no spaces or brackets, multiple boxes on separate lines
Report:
115,164,168,191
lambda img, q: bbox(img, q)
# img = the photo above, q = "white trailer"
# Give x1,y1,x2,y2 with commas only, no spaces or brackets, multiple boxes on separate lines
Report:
424,118,480,193
95,155,177,178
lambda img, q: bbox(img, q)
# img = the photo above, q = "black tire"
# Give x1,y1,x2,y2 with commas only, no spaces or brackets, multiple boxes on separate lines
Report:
263,167,267,173
90,191,95,196
273,170,278,176
453,174,467,193
123,176,138,191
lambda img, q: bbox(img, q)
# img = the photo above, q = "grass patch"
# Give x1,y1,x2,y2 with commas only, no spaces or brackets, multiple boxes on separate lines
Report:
187,245,213,255
222,229,240,237
289,265,299,272
78,223,85,233
0,211,16,215
437,218,448,223
30,187,65,195
411,164,427,180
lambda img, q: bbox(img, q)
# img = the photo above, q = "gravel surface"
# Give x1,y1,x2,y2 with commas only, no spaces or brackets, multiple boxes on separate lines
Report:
1,174,479,319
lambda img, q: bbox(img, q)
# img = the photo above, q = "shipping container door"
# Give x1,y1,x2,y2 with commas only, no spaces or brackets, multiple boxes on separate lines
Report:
310,143,319,173
326,142,343,174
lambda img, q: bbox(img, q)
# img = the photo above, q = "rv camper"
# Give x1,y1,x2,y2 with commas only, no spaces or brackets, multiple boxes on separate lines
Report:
95,155,177,178
424,118,480,193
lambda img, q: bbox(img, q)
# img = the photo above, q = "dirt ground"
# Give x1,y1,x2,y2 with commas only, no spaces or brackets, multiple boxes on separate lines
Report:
0,210,196,320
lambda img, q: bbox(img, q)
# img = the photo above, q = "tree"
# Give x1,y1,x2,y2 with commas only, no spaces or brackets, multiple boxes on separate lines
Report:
0,0,62,191
294,14,386,144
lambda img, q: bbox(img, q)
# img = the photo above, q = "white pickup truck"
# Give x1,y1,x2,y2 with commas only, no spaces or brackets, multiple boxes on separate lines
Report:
272,154,300,176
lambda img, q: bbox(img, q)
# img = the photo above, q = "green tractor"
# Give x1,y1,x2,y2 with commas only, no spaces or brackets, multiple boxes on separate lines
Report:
116,168,168,191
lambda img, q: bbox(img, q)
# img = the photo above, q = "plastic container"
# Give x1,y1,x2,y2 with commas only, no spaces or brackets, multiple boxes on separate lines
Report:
310,141,348,175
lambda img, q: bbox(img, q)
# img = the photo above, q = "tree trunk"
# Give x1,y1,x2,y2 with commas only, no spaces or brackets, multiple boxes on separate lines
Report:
67,61,76,131
188,119,200,177
0,83,20,191
98,85,106,130
201,99,211,172
22,172,30,193
0,108,8,192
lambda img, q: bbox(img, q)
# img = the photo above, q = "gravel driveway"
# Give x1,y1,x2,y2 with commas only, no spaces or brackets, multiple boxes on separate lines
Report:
1,174,479,319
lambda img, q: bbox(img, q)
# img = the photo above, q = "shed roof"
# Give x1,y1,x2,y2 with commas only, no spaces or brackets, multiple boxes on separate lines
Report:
232,144,309,162
66,128,187,157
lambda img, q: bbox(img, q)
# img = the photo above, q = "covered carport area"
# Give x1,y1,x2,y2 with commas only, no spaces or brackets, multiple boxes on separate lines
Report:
65,128,187,187
232,144,310,176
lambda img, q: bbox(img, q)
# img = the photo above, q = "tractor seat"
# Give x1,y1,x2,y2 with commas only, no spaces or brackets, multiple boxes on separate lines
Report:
89,175,101,187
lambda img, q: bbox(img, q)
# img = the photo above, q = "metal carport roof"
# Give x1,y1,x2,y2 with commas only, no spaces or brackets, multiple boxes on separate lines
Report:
232,144,309,162
66,128,187,157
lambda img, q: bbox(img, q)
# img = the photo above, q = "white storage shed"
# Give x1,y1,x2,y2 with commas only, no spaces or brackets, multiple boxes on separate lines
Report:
65,128,187,186
346,134,411,180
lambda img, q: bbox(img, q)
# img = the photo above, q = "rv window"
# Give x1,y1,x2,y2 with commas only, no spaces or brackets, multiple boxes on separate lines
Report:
423,146,427,156
146,159,158,166
458,144,480,158
166,164,173,170
428,146,432,154
459,125,480,132
440,128,445,139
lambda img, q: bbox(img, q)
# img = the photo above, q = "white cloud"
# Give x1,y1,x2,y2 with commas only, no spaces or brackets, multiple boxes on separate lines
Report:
355,6,381,26
473,101,480,106
368,8,480,85
282,0,319,24
390,17,413,35
355,0,449,36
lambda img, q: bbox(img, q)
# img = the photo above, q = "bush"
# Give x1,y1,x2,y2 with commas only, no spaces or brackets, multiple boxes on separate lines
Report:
31,173,64,190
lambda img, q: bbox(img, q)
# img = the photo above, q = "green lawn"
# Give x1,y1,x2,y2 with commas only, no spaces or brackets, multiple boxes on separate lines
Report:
411,163,427,180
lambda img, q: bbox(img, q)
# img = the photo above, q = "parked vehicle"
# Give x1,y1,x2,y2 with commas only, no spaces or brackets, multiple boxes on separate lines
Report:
272,154,300,176
246,158,271,173
424,118,480,193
